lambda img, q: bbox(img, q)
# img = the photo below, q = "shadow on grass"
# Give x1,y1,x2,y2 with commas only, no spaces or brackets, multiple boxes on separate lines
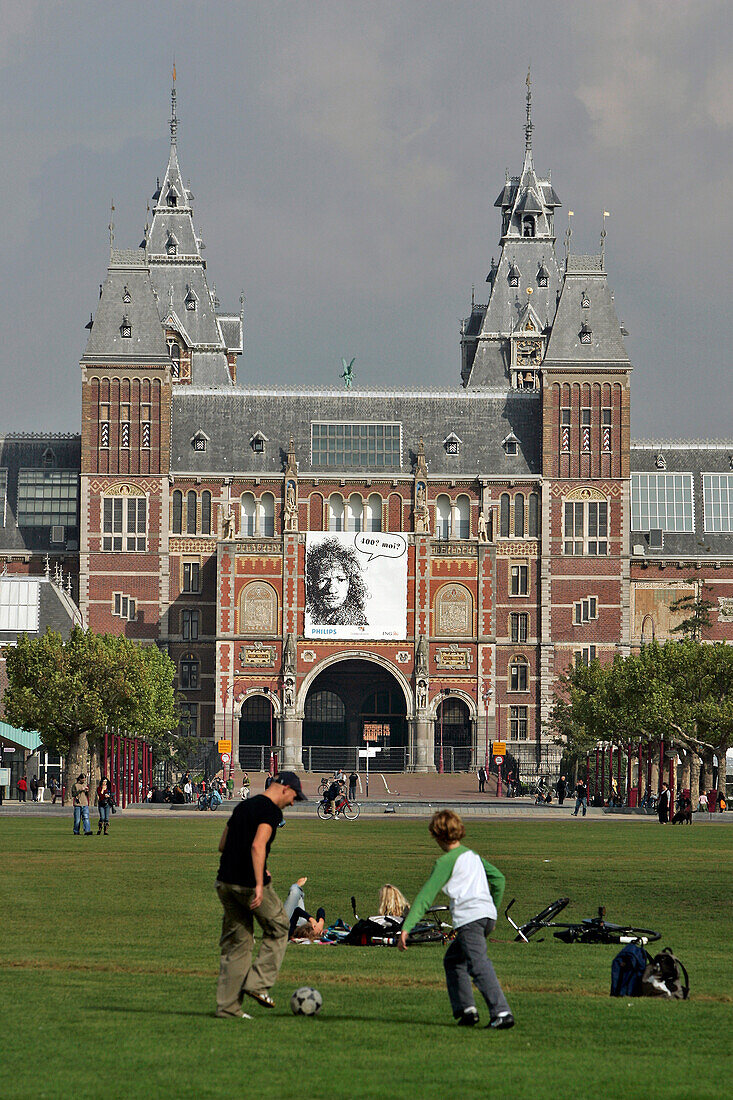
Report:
91,1005,458,1028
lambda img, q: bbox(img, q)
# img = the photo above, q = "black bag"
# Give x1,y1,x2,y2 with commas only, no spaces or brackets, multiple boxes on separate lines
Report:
610,943,651,997
343,918,397,945
641,948,689,1000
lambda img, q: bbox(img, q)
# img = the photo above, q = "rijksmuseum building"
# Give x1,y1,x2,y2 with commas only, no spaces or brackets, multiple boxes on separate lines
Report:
2,82,733,779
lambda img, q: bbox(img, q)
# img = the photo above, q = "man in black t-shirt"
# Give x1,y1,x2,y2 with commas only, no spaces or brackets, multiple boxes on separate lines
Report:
215,770,307,1019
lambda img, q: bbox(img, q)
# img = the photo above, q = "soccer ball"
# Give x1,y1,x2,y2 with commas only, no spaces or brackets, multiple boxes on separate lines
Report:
290,986,323,1016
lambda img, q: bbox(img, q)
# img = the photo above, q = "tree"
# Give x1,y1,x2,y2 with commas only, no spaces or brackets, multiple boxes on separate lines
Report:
670,579,714,641
2,627,178,791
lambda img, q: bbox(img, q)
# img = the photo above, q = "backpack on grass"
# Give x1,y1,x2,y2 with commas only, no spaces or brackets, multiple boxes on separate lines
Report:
641,948,689,1000
610,943,651,997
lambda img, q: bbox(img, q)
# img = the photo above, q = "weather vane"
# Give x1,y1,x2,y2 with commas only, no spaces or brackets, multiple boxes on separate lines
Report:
341,357,355,389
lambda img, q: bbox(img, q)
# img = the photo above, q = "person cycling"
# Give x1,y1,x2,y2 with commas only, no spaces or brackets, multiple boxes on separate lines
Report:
324,776,345,815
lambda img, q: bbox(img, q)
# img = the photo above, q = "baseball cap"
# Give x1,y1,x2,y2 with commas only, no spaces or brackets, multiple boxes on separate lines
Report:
273,771,307,801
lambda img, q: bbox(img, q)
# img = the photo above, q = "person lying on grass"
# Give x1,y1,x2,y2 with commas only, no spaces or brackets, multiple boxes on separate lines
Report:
283,877,327,940
398,809,515,1030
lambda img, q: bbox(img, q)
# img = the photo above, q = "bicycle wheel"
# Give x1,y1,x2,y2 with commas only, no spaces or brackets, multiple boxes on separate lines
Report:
316,802,333,820
552,922,661,945
598,924,661,945
516,896,570,941
341,801,360,820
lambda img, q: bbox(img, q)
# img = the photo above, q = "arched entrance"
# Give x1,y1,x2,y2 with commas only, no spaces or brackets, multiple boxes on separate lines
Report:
435,696,473,771
301,658,409,771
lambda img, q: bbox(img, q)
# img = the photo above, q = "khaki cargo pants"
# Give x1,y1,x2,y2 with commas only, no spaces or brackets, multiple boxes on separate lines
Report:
215,881,289,1018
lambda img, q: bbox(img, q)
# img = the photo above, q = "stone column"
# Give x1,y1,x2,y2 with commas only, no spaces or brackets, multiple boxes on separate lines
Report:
412,715,434,771
281,716,303,770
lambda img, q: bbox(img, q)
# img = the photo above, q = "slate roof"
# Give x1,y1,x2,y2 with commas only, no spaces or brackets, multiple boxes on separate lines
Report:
0,435,81,554
630,443,733,559
543,255,630,367
171,389,542,478
81,251,170,365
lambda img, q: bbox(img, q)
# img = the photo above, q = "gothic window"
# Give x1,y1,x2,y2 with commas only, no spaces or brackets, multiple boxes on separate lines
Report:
166,233,178,256
184,286,197,311
500,494,510,538
509,656,529,692
186,491,197,535
564,499,608,555
102,495,146,552
640,615,655,646
581,408,591,453
122,286,131,304
182,608,199,640
241,493,256,536
509,705,528,740
259,492,275,537
172,490,183,534
180,655,199,690
508,264,520,287
169,341,181,379
240,581,278,634
510,612,528,643
365,494,383,532
579,322,592,344
328,495,345,532
182,560,200,593
455,495,470,540
141,405,151,449
435,584,473,636
602,409,612,453
305,690,345,724
528,492,539,538
561,408,571,453
100,406,110,449
201,491,211,536
514,494,525,538
522,216,535,238
510,561,529,596
581,293,591,309
120,316,132,339
347,494,363,533
436,495,451,540
537,263,549,287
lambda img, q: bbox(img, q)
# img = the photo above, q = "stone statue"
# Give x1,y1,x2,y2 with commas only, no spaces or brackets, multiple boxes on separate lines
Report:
416,678,428,711
414,482,430,534
341,357,355,389
223,506,236,540
284,480,298,531
416,634,429,677
284,677,295,710
478,511,489,543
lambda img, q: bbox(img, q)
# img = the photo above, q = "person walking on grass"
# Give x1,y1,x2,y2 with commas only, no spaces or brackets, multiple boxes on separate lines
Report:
96,777,113,835
657,782,671,825
214,771,307,1019
572,778,588,817
557,775,567,806
71,773,92,835
398,809,514,1030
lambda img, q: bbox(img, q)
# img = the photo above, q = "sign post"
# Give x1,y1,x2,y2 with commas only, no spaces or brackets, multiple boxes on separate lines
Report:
358,746,381,798
493,741,506,798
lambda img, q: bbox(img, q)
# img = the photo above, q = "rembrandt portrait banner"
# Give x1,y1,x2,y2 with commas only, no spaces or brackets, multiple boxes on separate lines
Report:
304,532,407,640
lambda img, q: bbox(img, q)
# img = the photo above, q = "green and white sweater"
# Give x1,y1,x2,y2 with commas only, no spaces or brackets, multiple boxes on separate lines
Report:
402,845,506,934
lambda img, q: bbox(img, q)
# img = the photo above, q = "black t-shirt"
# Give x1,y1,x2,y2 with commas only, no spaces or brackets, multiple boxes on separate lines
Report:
217,794,283,887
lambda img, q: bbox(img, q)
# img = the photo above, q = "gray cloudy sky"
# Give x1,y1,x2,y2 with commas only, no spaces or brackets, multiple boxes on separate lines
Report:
0,0,730,438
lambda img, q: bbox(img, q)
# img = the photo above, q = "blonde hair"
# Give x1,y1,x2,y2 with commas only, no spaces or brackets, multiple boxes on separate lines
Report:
378,884,410,918
429,809,466,845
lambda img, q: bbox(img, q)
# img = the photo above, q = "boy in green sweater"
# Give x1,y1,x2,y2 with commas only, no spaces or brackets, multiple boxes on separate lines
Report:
398,809,514,1029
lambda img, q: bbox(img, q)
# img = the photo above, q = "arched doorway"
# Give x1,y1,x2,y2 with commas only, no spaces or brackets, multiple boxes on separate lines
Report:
435,696,472,771
302,658,409,771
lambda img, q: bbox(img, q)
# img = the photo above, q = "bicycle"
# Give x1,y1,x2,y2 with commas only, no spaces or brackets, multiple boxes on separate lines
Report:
316,793,360,820
505,897,661,945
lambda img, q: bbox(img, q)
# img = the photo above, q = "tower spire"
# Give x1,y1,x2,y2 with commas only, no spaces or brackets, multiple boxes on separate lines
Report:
525,67,533,157
170,60,177,146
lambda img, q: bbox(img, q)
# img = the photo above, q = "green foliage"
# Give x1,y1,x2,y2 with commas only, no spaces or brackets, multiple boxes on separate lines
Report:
2,627,178,756
670,579,714,641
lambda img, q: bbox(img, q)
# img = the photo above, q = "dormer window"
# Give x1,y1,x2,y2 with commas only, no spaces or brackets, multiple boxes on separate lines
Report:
579,322,592,344
168,340,181,379
655,453,667,470
581,293,591,309
537,262,549,288
191,431,209,453
250,431,268,454
42,447,57,468
166,233,178,257
522,216,535,238
120,316,132,338
503,432,519,456
184,286,197,311
167,188,178,207
508,263,520,287
122,286,131,304
443,433,462,456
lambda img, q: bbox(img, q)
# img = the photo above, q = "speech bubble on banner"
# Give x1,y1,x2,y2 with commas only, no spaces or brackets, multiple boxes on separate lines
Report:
354,532,407,563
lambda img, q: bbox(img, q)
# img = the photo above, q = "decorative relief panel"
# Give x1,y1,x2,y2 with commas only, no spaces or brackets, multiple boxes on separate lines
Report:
432,543,477,558
435,584,473,636
396,651,411,664
239,581,278,633
238,643,276,668
231,540,282,555
301,650,316,663
170,537,218,554
718,597,733,621
435,645,472,670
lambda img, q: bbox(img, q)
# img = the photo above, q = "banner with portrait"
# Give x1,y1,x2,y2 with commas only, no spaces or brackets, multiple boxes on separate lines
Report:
304,531,408,640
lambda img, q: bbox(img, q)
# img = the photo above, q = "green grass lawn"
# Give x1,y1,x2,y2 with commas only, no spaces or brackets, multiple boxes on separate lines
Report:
2,815,731,1100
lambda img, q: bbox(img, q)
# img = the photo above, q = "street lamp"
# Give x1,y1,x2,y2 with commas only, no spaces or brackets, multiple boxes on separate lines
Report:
482,689,492,776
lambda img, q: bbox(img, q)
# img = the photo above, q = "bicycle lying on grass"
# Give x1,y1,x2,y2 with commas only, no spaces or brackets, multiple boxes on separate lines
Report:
505,897,661,945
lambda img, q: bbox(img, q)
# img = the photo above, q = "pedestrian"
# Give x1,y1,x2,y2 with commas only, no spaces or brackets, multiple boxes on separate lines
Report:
264,772,273,790
241,772,250,800
706,788,718,819
557,775,567,805
657,782,671,824
30,775,39,802
348,770,359,800
227,774,234,799
17,774,28,802
477,766,486,794
398,809,513,1030
71,773,92,835
96,777,113,835
183,777,193,803
572,778,587,817
214,770,307,1019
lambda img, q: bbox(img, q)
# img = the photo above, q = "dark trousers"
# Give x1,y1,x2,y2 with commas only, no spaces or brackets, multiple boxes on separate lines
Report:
443,917,511,1019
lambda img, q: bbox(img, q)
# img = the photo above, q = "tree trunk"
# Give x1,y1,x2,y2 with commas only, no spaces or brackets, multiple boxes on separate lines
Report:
680,752,691,792
690,755,700,808
715,743,727,802
64,732,89,797
699,754,710,796
89,741,101,805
